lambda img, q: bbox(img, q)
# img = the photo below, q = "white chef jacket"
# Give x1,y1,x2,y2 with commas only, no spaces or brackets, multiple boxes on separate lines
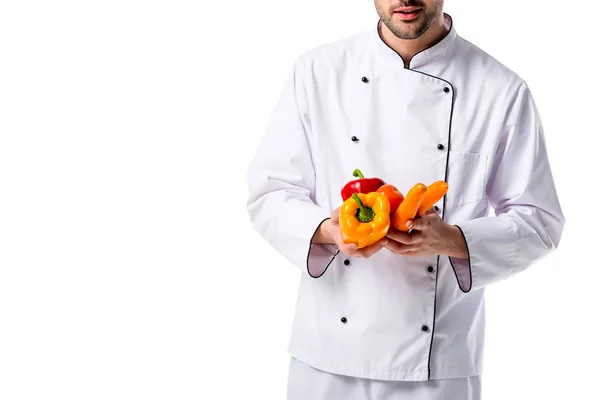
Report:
245,13,565,382
287,357,481,400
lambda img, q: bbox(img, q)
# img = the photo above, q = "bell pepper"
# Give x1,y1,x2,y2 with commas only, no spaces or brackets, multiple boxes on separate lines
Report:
377,184,404,216
340,169,385,201
340,192,390,249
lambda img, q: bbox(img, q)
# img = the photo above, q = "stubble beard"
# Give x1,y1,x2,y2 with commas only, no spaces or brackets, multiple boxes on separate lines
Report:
376,1,444,40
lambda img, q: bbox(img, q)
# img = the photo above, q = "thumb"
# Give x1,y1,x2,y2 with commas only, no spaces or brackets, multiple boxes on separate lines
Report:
330,207,340,223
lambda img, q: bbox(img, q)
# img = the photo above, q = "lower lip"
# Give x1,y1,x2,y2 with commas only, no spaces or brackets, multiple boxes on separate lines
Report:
394,10,422,21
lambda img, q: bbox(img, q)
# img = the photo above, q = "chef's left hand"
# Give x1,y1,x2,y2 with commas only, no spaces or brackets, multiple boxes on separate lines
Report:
383,208,467,258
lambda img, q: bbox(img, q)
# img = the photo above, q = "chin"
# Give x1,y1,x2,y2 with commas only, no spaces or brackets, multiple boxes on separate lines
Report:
394,27,423,40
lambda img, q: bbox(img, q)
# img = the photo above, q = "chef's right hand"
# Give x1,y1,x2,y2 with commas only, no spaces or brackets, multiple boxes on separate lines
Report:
327,207,388,259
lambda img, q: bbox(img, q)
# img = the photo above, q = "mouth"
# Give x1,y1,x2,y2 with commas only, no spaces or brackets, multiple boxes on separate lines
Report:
393,7,423,21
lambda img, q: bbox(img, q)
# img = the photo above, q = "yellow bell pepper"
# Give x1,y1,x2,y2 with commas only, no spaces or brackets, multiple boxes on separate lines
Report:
340,192,390,249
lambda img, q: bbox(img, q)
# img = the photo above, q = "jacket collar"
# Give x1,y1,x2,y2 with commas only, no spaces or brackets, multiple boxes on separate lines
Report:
374,13,457,70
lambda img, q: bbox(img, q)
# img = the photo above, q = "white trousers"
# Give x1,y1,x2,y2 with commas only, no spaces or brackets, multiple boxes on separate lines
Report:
287,357,482,400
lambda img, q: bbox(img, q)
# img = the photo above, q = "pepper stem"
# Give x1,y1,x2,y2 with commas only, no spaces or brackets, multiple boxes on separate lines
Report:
352,169,365,179
351,193,375,223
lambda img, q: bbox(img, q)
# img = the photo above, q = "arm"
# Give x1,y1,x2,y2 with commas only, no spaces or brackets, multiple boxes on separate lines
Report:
449,81,566,292
245,56,339,278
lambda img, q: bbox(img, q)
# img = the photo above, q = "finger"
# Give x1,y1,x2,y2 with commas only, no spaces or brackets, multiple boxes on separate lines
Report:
354,239,388,258
332,228,359,253
382,239,411,254
339,242,359,254
424,207,437,215
409,214,435,230
398,249,419,256
406,218,424,231
337,236,358,253
386,229,414,244
384,241,420,256
355,246,384,259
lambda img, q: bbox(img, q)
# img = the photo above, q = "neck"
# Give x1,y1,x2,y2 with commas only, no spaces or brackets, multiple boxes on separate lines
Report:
379,14,448,68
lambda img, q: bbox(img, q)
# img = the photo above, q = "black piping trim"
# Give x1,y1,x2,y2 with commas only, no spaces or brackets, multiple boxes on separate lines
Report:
306,217,340,278
427,88,453,380
376,14,454,69
426,92,452,380
376,18,456,380
448,225,473,293
407,14,453,69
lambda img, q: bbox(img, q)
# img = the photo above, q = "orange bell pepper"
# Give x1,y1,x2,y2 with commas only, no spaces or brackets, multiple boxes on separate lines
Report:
377,184,404,217
340,192,390,249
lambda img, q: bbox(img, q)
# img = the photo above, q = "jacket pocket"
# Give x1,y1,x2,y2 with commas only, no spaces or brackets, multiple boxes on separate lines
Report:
446,151,487,206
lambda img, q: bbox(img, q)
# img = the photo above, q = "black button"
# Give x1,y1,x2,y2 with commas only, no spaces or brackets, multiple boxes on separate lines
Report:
437,144,444,150
351,136,359,142
344,259,350,266
434,205,439,212
422,325,429,332
427,266,434,273
443,87,450,93
341,317,347,323
361,77,369,83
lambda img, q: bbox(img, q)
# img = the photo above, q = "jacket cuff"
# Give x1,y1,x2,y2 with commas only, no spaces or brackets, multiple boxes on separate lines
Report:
449,225,473,293
307,218,339,278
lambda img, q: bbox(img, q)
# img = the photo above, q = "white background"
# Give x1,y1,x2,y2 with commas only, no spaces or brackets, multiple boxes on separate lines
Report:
0,1,598,399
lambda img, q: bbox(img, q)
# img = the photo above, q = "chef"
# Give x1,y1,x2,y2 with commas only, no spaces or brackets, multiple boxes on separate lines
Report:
245,0,565,398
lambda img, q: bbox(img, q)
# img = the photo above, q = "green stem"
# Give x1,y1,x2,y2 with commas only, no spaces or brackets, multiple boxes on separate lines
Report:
351,193,375,223
352,169,365,179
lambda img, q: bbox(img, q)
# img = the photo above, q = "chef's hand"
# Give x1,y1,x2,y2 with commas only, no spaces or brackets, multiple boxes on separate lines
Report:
314,207,387,258
383,208,467,258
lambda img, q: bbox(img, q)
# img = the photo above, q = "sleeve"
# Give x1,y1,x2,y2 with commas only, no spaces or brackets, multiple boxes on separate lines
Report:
245,56,339,278
449,81,566,293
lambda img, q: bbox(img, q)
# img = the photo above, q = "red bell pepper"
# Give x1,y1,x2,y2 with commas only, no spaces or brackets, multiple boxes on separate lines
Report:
340,169,385,201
